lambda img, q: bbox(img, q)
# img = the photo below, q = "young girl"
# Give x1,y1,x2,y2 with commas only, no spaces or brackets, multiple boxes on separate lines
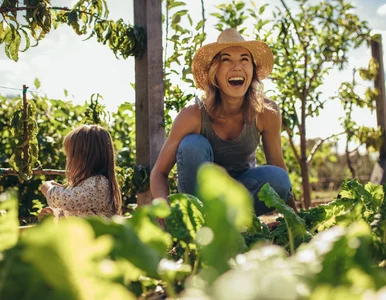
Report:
40,125,122,218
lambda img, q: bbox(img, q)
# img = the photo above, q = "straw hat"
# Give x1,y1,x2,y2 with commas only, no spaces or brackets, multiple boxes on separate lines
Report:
192,28,274,90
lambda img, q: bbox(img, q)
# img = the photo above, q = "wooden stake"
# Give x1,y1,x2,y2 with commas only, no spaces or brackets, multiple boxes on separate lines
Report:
134,0,165,205
370,34,386,184
22,85,29,172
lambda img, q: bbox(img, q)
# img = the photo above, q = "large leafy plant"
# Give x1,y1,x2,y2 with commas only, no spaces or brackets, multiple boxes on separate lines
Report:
1,164,386,299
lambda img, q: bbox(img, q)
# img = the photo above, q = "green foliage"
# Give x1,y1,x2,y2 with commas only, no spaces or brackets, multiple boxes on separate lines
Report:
259,183,312,253
0,189,19,252
83,93,109,126
9,96,40,181
1,164,386,298
166,193,204,265
163,0,206,131
337,65,382,155
0,0,145,61
211,1,248,32
0,86,143,217
195,164,252,282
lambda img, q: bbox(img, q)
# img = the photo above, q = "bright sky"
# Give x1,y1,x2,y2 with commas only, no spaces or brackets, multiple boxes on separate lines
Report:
1,0,385,150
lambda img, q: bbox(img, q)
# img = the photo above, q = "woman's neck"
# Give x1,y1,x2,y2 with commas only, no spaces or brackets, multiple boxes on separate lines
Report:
217,94,244,119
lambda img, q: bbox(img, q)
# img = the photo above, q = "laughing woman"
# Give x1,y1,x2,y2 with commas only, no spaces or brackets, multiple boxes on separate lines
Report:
150,28,297,217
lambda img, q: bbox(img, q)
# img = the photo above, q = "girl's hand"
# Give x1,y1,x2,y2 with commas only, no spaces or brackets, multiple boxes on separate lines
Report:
41,181,62,197
38,207,54,222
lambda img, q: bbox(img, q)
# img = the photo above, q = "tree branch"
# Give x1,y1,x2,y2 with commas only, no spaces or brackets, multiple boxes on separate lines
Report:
284,125,301,164
306,59,325,96
306,131,346,164
0,6,105,22
280,0,303,44
0,168,66,177
282,22,303,99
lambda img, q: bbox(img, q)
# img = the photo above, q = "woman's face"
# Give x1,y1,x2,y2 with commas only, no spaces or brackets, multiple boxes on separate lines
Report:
215,46,254,101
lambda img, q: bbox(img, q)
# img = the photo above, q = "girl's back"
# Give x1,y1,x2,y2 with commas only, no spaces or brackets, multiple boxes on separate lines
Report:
46,175,116,218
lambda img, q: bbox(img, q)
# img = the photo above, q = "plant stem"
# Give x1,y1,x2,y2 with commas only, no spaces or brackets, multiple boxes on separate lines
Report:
284,217,295,255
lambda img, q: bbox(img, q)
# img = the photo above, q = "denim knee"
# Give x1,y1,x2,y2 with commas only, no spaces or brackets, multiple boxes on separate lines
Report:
176,134,213,194
177,134,213,159
267,167,292,202
236,165,292,216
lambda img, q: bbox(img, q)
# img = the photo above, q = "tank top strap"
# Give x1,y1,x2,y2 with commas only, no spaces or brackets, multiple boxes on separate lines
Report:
196,98,213,136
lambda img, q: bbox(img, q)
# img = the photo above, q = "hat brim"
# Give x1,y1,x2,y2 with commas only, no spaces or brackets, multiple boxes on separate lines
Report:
192,40,274,90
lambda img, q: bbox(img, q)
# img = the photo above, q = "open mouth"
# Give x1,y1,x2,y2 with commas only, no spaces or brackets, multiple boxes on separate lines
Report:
228,76,245,86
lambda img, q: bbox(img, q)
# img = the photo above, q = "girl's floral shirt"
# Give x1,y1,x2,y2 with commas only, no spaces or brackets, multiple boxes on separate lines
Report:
47,175,115,218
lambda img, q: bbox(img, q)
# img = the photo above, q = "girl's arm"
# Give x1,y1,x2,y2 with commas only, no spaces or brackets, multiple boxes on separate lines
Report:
41,181,63,197
150,104,201,200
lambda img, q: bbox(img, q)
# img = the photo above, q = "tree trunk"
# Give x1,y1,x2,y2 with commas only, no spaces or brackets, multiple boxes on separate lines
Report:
299,158,312,208
300,88,311,208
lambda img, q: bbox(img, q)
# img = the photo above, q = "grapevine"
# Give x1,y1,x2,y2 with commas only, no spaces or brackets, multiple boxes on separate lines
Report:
9,86,41,181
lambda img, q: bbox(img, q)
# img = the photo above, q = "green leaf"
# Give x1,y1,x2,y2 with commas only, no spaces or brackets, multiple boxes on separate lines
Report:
195,164,252,282
197,163,253,230
258,183,311,252
166,193,204,243
168,1,186,9
34,78,41,90
0,190,19,252
86,217,162,278
129,202,172,258
195,20,204,31
21,218,136,299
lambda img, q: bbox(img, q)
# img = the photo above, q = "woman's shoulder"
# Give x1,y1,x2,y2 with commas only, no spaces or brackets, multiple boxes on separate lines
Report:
173,100,202,133
181,99,202,115
257,98,281,132
263,98,279,112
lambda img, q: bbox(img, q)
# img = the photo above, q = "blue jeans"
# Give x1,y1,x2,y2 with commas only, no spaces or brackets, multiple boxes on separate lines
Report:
176,134,292,216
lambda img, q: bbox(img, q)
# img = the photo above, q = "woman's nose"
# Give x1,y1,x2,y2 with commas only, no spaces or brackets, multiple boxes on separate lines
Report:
232,62,242,71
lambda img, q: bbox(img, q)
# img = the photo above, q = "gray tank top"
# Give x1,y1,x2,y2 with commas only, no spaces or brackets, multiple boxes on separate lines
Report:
198,100,261,177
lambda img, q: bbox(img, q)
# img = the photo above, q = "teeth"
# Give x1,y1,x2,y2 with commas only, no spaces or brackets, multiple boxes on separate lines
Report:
228,77,244,81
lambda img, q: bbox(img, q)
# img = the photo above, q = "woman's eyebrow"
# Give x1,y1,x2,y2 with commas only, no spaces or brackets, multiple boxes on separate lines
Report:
220,52,250,58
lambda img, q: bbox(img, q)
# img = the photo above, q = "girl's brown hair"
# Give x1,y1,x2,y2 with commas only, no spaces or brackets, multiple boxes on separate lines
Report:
202,52,267,123
63,125,122,215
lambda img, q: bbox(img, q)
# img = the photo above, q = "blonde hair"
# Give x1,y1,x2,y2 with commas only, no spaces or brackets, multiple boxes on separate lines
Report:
63,125,122,215
202,52,266,123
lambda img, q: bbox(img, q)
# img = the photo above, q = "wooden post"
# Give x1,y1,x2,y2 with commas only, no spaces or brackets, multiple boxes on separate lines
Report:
22,85,29,171
370,34,386,184
134,0,165,205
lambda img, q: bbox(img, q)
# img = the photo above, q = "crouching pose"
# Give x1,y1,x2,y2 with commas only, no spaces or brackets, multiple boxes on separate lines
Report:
150,28,298,217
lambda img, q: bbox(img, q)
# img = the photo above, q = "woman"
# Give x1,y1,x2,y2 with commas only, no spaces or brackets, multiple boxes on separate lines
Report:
150,28,297,216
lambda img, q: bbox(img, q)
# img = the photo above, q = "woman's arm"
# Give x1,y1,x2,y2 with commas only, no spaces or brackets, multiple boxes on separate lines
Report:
150,104,201,200
259,100,286,169
259,100,298,212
